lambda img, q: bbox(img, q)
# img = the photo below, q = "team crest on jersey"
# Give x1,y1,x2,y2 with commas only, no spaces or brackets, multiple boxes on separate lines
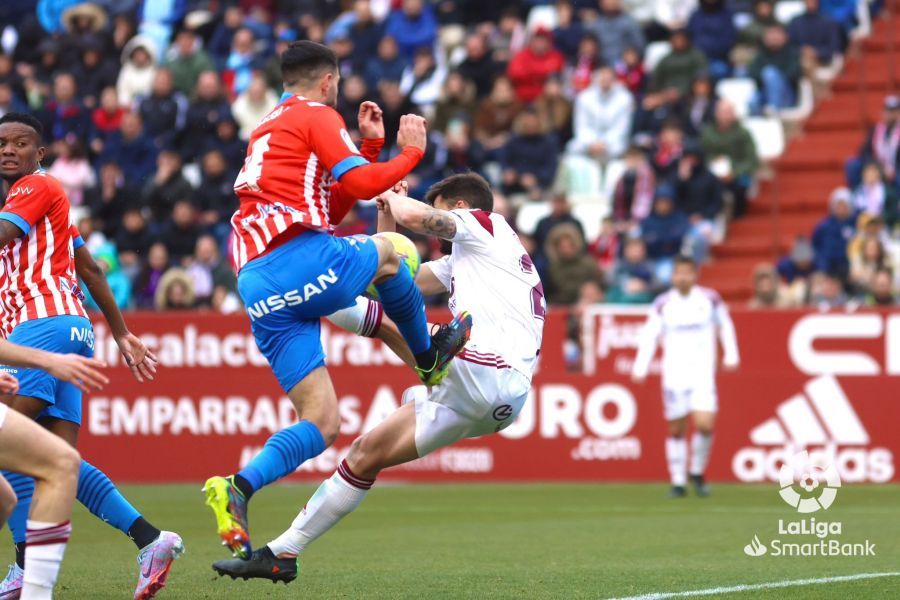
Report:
59,277,85,302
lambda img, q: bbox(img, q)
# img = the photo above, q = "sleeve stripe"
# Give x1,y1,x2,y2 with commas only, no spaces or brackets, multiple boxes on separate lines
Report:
331,155,369,181
0,212,30,235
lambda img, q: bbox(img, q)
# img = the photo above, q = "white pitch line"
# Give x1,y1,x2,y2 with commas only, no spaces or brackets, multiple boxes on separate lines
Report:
610,572,900,600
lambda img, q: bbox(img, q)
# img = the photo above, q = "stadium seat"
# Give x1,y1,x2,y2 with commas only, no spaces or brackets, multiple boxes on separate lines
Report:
516,201,551,236
715,78,757,118
573,203,608,242
643,41,671,73
526,5,558,32
779,78,815,124
601,159,626,208
742,117,785,161
556,154,603,205
774,1,805,24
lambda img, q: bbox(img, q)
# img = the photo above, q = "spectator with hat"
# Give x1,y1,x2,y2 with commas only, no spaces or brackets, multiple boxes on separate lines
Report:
116,33,158,107
640,186,689,283
507,27,565,104
812,187,857,279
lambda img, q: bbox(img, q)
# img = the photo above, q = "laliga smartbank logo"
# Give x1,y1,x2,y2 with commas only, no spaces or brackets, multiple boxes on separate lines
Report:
778,450,841,513
743,451,875,558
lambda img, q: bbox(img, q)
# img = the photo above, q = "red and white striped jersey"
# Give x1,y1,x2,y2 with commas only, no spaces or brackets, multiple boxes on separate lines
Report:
230,94,370,271
0,171,87,337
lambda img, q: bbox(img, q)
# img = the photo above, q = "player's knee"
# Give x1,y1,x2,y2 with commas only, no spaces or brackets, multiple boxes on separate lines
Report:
373,239,400,282
50,445,81,485
0,488,15,525
346,434,380,477
310,412,340,447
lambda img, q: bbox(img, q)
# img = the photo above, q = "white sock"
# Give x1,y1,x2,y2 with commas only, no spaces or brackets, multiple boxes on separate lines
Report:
666,437,688,487
267,460,372,557
21,520,71,600
689,431,713,477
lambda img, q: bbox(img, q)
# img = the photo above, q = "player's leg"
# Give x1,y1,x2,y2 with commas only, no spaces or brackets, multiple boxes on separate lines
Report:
663,388,690,498
213,365,525,581
39,416,184,599
212,401,427,582
368,236,470,385
0,407,80,599
326,296,414,367
688,405,716,498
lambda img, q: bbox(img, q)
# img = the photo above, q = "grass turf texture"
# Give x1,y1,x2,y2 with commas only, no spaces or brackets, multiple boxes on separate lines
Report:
30,483,900,599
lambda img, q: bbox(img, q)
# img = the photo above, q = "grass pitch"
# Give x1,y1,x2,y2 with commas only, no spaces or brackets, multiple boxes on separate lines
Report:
34,483,900,598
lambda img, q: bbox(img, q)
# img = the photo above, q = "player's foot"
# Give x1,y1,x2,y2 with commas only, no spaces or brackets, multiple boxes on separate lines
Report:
668,485,687,498
134,531,185,600
416,311,473,386
0,563,22,599
212,546,297,584
203,475,251,559
690,474,710,497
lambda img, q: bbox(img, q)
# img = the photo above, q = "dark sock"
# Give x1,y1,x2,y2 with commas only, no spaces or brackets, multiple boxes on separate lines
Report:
232,474,255,500
413,346,438,371
127,517,161,549
14,542,24,568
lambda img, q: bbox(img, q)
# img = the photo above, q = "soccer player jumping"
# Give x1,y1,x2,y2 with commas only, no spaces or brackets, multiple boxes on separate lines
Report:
0,113,183,600
212,173,544,582
203,41,471,559
631,256,740,498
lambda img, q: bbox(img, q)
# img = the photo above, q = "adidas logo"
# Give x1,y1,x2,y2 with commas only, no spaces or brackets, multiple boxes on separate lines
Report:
732,376,894,483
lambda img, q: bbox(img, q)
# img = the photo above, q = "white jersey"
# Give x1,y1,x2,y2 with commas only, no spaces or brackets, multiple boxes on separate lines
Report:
632,286,739,391
424,209,544,378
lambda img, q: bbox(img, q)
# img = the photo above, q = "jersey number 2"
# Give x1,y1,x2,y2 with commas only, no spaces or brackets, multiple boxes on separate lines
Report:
234,133,271,191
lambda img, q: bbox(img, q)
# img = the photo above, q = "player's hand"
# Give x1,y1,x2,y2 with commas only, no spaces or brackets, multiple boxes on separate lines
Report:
45,354,109,393
392,180,409,196
358,101,385,140
0,372,18,395
115,332,159,383
631,373,646,385
396,114,427,152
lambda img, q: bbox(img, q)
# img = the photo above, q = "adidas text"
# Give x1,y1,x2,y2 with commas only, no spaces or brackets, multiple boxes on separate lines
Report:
733,445,894,483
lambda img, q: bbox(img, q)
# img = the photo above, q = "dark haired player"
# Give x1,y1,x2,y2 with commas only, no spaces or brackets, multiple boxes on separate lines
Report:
213,174,543,582
632,256,740,498
0,113,183,600
203,41,472,560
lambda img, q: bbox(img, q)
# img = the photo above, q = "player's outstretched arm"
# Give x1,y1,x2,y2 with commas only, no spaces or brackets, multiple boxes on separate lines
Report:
380,189,457,240
0,340,108,392
74,245,158,382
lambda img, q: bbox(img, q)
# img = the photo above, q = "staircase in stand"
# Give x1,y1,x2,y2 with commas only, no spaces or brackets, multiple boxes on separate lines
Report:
703,5,900,301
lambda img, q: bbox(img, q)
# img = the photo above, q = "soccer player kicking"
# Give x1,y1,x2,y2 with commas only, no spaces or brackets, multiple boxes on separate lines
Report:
202,41,471,560
211,172,544,582
0,338,107,599
0,113,182,600
631,256,740,498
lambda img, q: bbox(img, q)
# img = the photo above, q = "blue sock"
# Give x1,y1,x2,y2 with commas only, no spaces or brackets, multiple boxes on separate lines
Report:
3,471,33,545
374,262,431,355
77,460,140,534
237,420,326,495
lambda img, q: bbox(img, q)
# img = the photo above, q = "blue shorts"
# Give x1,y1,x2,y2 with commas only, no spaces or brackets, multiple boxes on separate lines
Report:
238,231,379,391
0,315,94,425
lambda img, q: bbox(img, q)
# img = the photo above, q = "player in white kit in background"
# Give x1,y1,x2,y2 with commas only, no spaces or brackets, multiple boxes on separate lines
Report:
211,173,545,582
631,256,739,498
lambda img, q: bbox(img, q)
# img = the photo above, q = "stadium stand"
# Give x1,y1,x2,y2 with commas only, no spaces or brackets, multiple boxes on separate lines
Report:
0,0,895,310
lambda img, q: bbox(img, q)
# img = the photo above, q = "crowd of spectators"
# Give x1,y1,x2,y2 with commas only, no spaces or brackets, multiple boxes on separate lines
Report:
750,93,900,309
0,0,889,312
